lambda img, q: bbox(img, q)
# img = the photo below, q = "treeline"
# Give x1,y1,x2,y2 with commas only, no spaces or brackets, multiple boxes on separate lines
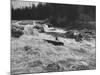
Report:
11,3,96,28
11,3,52,20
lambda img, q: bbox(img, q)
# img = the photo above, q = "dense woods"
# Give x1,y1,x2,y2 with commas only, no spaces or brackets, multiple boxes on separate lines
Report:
11,3,96,29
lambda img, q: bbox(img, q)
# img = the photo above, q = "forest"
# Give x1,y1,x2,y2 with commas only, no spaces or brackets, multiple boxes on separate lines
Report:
11,3,96,29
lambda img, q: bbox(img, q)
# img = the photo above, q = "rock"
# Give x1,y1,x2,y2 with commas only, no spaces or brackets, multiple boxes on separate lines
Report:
74,65,89,70
11,25,24,38
44,39,64,46
24,46,32,51
46,63,62,72
28,60,43,67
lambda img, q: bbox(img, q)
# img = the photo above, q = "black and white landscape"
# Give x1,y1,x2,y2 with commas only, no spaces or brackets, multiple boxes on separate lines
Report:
11,0,96,74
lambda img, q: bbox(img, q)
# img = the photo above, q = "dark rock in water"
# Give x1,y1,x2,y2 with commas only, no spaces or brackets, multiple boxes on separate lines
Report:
46,63,61,72
11,25,24,38
74,65,90,70
24,46,40,56
28,60,43,67
44,39,64,46
75,34,83,42
65,31,75,38
34,25,45,33
11,29,23,38
24,46,32,51
65,31,83,42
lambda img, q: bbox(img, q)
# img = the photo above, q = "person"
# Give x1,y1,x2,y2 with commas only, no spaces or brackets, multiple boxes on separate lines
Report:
55,37,59,41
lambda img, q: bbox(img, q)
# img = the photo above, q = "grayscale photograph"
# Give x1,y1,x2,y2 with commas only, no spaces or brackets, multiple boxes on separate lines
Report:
11,0,96,74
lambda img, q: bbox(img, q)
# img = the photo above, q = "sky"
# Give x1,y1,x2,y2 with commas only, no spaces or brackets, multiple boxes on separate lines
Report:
11,0,46,9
